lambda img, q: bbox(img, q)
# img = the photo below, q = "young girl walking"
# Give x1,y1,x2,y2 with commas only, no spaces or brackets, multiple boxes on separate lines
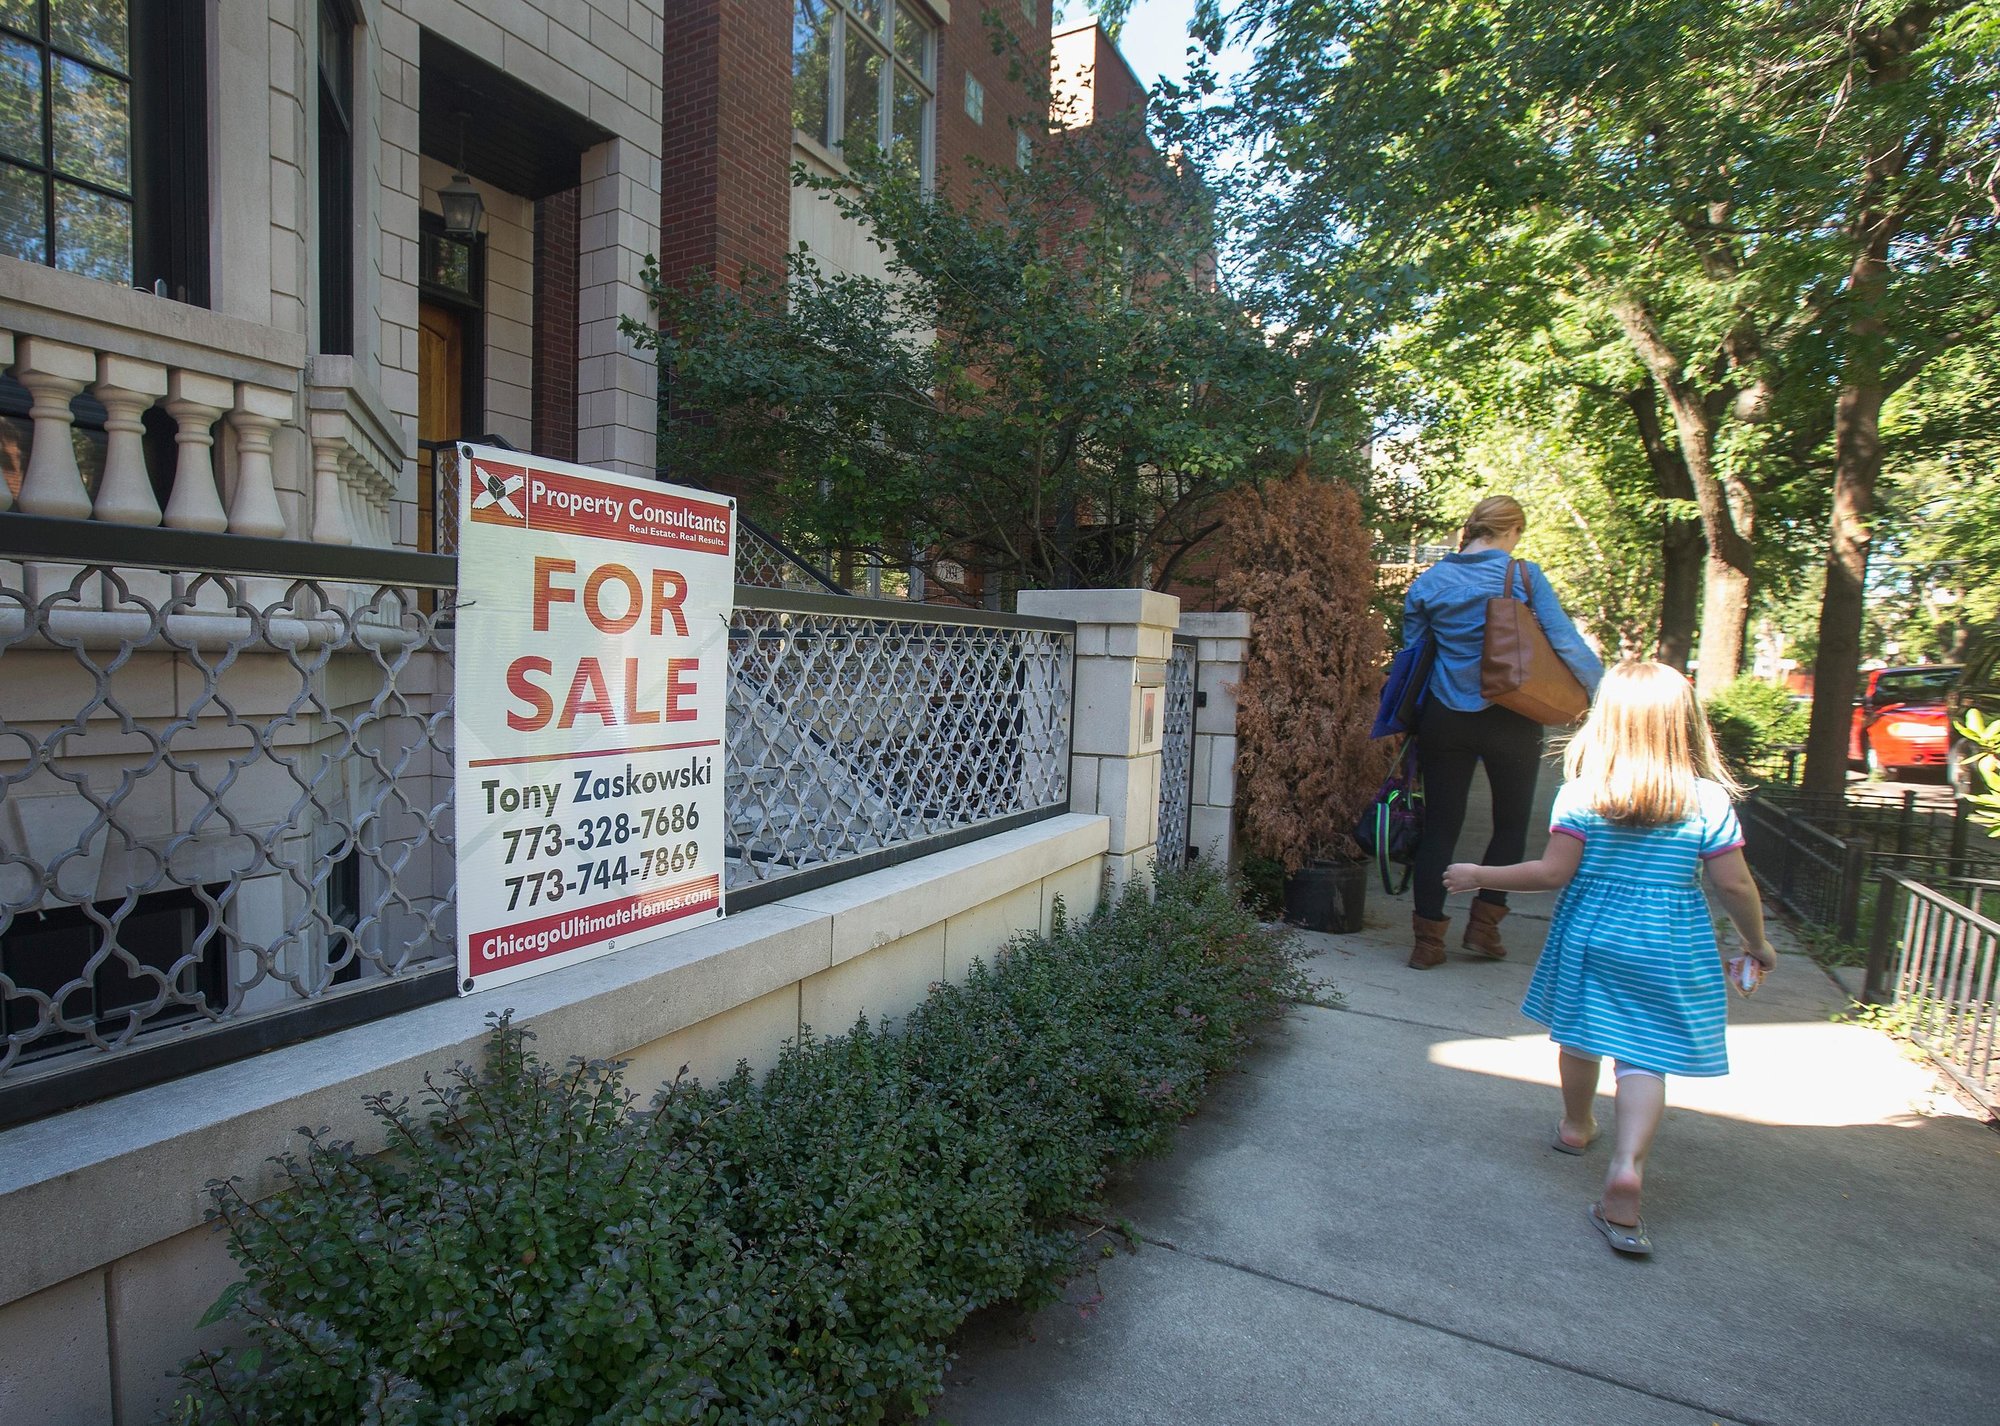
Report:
1444,661,1777,1257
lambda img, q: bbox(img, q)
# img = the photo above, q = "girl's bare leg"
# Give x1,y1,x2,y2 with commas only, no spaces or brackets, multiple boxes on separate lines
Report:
1557,1048,1600,1149
1601,1070,1666,1225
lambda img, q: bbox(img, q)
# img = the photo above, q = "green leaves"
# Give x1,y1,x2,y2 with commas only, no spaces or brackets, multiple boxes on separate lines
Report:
1960,708,2000,835
629,100,1356,593
172,871,1308,1424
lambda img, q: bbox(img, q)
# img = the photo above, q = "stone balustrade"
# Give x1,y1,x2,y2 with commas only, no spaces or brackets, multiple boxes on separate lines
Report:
1,258,404,549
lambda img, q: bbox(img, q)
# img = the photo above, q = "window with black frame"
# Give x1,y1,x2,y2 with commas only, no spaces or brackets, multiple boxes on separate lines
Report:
0,0,206,299
317,0,356,354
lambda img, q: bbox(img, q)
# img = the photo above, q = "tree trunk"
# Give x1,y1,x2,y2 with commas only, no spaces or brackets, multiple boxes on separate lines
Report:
1697,474,1757,696
1802,384,1887,799
1622,379,1704,673
1658,520,1704,672
1612,299,1755,695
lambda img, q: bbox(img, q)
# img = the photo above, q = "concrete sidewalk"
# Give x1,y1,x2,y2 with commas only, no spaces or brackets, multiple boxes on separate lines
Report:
934,897,2000,1425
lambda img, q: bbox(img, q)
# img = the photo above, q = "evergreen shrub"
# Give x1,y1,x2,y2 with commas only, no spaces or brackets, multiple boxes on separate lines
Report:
168,867,1307,1425
1705,675,1810,776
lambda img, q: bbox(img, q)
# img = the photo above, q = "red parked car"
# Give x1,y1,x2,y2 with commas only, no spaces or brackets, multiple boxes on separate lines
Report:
1850,664,1961,776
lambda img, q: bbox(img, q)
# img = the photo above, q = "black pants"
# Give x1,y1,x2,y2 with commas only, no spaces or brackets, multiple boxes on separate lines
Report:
1413,703,1545,921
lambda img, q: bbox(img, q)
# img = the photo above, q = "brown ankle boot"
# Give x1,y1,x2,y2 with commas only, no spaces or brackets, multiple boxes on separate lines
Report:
1463,899,1508,959
1409,913,1449,969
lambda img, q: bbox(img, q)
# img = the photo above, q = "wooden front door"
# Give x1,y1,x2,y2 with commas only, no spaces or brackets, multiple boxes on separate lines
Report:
418,299,466,552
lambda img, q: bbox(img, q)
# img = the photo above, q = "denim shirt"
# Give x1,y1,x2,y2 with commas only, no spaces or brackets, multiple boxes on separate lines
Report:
1402,550,1604,713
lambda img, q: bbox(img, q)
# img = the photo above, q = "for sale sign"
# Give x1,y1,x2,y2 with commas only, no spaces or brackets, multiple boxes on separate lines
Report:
453,443,734,994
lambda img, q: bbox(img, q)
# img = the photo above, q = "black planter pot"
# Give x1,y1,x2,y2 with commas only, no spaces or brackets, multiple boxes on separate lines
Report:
1282,859,1368,934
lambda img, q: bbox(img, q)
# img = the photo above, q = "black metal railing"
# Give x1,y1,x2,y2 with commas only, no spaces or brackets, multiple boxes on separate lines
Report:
1740,798,1870,942
1862,871,1999,1111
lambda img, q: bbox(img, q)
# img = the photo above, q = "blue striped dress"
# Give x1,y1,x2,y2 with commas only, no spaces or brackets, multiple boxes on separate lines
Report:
1520,778,1745,1077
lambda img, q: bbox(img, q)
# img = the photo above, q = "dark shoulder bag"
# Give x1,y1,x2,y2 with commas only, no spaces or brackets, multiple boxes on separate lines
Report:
1355,739,1424,895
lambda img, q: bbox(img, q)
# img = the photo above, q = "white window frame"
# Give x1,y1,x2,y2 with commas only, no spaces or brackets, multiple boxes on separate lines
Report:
795,0,935,188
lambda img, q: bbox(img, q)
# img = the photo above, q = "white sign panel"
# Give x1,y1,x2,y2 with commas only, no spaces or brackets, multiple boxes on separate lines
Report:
453,443,734,994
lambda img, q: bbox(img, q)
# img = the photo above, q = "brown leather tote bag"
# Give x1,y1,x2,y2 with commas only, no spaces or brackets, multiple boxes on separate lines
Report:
1481,560,1590,725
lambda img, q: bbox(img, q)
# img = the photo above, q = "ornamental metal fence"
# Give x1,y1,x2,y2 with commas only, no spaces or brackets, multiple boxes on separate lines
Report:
1156,636,1197,871
1739,789,2000,945
725,591,1073,903
1740,796,1870,942
1863,872,2000,1113
0,513,1072,1125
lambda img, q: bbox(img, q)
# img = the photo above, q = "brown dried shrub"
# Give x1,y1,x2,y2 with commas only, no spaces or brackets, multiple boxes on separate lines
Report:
1219,471,1394,871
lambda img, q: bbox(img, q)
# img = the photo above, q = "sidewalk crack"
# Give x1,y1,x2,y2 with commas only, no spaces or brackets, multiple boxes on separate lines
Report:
1313,1004,1521,1041
1123,1232,1770,1426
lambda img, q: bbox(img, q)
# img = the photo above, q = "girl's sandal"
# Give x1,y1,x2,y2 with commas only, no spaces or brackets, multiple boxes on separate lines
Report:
1589,1202,1652,1257
1552,1119,1593,1155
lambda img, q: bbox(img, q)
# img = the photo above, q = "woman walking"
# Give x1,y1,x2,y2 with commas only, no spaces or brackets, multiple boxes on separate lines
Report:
1444,662,1777,1255
1400,497,1602,969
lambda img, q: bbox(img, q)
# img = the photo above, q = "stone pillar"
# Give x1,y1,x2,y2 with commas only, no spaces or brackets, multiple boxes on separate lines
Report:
1180,611,1252,869
1019,588,1181,895
575,136,662,477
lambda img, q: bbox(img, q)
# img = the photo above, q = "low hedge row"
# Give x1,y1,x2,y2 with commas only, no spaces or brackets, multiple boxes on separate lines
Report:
169,867,1310,1425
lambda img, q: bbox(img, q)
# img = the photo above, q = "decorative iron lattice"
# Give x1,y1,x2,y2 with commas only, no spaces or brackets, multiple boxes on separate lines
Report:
0,540,460,1098
0,522,1074,1111
1156,637,1197,870
428,442,463,556
735,523,846,595
728,601,1073,892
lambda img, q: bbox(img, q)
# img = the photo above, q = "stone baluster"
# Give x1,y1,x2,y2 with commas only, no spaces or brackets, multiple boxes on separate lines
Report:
227,384,292,539
308,431,352,545
338,448,375,546
161,370,233,532
91,354,169,526
357,452,390,547
13,337,96,518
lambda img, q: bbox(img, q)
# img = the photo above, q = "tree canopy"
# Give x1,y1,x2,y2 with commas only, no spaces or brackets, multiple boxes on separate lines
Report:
1190,0,1999,789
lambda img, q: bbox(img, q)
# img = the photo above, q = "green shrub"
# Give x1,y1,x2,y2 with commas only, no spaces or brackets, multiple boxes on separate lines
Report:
1704,675,1810,775
1962,708,2000,835
168,867,1307,1425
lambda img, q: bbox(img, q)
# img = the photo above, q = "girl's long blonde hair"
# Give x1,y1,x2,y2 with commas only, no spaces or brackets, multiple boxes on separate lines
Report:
1563,661,1741,826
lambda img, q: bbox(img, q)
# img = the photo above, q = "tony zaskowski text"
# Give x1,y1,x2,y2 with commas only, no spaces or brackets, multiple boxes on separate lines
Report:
451,444,735,994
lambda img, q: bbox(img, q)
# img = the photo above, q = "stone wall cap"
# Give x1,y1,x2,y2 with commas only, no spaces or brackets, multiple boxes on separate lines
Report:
1179,611,1251,638
1018,588,1180,630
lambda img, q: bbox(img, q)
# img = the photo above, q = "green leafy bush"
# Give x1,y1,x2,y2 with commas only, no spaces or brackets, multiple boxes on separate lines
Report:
169,868,1306,1424
1704,675,1810,776
1961,708,2000,835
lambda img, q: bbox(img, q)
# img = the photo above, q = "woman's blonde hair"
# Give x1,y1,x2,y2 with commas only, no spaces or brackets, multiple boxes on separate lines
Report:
1562,661,1742,826
1460,495,1527,550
